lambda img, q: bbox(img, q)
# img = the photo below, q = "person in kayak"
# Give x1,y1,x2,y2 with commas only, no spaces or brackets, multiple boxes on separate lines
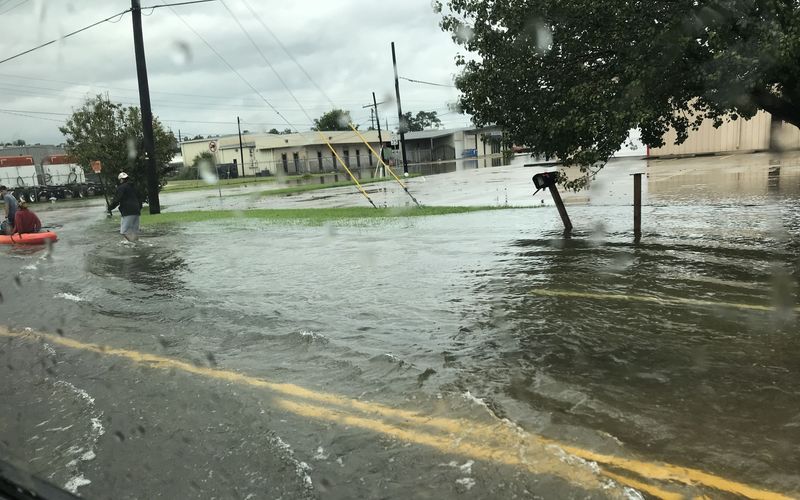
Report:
0,185,18,235
12,200,41,234
107,172,142,242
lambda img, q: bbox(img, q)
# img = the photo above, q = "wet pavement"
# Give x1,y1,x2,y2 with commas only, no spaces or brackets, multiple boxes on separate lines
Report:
1,152,799,499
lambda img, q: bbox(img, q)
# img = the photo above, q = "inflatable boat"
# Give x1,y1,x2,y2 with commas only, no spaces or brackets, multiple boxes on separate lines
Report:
0,231,58,245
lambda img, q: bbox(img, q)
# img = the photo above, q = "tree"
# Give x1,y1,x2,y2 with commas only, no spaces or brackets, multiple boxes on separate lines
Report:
401,111,443,132
281,128,293,134
190,134,204,140
438,0,800,189
12,139,25,146
312,109,355,131
268,128,280,134
60,95,176,201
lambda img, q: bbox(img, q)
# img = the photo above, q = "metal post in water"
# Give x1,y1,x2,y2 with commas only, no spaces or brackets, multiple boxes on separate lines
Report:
548,184,573,234
633,173,642,240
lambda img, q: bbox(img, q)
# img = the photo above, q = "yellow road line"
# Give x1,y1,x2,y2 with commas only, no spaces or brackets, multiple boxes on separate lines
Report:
600,470,683,500
2,327,795,499
531,289,800,313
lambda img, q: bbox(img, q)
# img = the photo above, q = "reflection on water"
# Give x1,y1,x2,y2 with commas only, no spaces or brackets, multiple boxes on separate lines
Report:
459,219,800,489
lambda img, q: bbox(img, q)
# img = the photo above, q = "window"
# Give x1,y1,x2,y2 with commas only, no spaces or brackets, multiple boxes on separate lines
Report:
343,149,350,167
293,152,300,173
356,149,361,168
281,153,288,173
317,151,323,172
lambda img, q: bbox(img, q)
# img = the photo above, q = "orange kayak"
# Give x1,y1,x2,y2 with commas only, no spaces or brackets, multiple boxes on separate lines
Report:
0,231,58,245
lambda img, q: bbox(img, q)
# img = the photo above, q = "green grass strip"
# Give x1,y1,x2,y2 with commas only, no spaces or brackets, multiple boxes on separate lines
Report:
141,206,515,226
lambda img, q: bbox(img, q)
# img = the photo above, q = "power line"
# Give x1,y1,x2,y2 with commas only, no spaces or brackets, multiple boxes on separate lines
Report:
238,0,336,110
399,76,457,88
0,0,28,15
0,8,130,65
161,1,293,129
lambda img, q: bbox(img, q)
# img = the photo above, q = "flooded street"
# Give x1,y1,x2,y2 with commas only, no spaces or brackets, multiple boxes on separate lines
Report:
1,153,799,499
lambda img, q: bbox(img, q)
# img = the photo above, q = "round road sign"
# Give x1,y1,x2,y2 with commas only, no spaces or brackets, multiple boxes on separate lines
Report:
208,141,217,153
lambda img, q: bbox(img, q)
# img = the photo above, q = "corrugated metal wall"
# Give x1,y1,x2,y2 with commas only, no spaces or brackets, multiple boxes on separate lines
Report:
649,110,773,156
649,110,800,157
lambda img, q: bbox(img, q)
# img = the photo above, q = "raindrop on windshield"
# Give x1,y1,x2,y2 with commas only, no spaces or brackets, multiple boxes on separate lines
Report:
170,40,192,67
127,138,138,160
198,160,219,185
455,23,475,43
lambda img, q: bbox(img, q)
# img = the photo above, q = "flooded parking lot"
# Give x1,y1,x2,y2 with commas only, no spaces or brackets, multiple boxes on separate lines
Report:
1,153,799,499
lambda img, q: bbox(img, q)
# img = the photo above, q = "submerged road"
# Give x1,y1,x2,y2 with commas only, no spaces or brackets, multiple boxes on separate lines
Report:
1,153,799,499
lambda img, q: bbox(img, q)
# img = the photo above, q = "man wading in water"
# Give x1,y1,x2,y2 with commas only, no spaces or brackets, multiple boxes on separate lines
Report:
107,172,142,242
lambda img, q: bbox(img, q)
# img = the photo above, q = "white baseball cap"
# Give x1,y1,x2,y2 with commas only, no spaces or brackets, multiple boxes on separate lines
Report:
118,172,129,180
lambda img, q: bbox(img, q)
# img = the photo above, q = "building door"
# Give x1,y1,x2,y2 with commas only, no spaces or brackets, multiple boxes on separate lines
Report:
343,149,350,168
281,153,288,174
317,151,323,172
293,152,300,173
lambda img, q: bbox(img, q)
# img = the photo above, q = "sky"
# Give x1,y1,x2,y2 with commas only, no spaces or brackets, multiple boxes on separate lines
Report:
0,0,470,145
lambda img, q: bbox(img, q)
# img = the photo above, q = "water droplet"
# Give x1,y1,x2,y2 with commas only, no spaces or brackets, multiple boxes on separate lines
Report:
127,138,138,160
170,40,192,67
455,23,475,43
198,160,218,185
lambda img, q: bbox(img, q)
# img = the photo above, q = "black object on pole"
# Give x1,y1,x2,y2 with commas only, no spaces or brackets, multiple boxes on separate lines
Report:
633,173,642,240
391,42,409,174
532,172,572,234
237,116,245,178
130,0,160,214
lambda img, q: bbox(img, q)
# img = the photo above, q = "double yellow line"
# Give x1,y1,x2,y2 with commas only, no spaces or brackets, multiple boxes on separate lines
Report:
1,327,794,499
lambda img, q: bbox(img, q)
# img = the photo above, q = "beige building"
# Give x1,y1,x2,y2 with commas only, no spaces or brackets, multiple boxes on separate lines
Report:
180,127,505,176
650,110,800,157
181,130,384,176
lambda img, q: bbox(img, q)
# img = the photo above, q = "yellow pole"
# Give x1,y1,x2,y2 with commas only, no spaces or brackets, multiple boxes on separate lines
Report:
348,123,421,207
316,131,376,208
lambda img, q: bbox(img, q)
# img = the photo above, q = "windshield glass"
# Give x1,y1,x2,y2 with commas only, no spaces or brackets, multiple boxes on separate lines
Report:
1,1,798,499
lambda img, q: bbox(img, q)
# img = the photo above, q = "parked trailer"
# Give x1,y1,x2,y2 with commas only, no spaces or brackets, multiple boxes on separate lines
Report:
0,155,99,203
0,155,38,191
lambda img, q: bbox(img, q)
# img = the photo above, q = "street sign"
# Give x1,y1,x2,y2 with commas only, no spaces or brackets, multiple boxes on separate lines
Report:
208,140,217,153
91,161,102,173
390,132,398,146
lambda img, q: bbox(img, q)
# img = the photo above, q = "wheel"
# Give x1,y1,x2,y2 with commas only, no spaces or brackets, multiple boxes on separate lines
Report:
63,190,74,199
86,187,96,196
27,192,36,203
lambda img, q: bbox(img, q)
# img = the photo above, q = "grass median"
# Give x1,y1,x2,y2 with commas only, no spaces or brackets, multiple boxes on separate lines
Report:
140,206,517,226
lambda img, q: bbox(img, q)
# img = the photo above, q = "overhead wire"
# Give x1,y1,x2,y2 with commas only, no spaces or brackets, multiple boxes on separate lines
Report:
0,8,131,65
231,0,419,206
219,0,376,208
399,76,457,88
159,1,294,130
0,0,28,15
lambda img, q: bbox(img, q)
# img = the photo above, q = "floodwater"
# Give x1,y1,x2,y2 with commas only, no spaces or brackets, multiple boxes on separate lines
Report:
1,152,799,499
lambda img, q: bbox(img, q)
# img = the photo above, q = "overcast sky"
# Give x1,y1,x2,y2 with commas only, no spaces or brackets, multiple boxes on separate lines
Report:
0,0,470,144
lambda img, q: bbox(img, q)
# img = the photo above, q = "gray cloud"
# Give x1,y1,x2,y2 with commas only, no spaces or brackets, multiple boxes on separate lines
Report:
0,0,470,144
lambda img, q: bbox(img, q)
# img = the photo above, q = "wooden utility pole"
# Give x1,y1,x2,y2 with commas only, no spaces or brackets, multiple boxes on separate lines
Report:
391,42,409,175
130,0,160,214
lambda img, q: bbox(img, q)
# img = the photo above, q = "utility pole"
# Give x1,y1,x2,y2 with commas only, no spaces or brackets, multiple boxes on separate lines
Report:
178,129,182,144
391,42,409,175
237,116,245,178
130,0,160,214
362,92,385,150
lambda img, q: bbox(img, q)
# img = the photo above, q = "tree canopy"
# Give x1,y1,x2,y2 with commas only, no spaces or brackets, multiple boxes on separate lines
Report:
312,109,356,131
438,0,800,188
401,110,443,132
60,95,176,200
